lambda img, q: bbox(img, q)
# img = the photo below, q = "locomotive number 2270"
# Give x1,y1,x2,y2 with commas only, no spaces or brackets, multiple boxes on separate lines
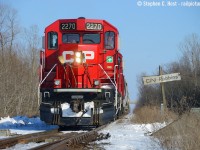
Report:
60,23,76,30
86,22,102,30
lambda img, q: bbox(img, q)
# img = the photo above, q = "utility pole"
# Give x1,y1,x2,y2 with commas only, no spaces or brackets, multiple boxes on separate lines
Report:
159,66,167,111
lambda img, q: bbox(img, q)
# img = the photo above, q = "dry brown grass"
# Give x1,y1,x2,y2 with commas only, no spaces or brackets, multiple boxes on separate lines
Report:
132,105,200,150
153,112,200,150
132,105,177,124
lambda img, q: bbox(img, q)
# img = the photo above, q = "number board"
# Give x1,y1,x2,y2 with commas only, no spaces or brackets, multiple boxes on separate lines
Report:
85,22,103,30
60,23,76,30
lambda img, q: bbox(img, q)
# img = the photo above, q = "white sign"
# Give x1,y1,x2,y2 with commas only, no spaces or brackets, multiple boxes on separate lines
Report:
143,73,181,85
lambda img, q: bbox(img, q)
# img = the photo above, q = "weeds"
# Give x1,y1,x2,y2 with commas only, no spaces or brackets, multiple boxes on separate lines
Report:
132,105,177,124
133,105,200,150
153,113,200,150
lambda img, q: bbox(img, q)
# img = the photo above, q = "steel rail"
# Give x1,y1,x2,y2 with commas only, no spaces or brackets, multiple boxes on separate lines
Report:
0,129,58,149
0,124,109,150
30,124,109,150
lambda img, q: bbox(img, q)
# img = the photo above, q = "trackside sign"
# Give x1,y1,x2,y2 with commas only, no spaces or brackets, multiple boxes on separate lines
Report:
143,73,181,85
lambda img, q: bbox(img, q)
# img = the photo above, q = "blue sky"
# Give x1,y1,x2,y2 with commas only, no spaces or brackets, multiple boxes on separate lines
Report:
2,0,200,100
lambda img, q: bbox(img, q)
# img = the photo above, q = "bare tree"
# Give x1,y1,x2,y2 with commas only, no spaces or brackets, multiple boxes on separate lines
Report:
7,8,20,54
0,3,9,58
137,72,161,107
164,34,200,112
22,25,40,115
137,34,200,114
0,4,40,116
179,34,200,87
0,3,20,57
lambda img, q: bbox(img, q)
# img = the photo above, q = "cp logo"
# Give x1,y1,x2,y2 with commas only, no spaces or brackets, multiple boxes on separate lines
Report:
62,50,94,63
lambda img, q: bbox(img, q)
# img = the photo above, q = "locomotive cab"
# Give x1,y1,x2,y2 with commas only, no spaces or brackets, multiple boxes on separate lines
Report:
39,18,129,126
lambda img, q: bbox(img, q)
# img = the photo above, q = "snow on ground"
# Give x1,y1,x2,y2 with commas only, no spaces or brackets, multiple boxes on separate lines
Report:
0,104,166,150
96,104,165,150
0,116,58,136
0,116,58,149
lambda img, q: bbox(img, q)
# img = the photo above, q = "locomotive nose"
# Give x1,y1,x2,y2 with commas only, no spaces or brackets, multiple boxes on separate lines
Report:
57,44,98,88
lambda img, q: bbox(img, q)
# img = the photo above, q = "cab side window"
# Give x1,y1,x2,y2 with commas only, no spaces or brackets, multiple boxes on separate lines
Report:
48,32,58,49
105,31,115,50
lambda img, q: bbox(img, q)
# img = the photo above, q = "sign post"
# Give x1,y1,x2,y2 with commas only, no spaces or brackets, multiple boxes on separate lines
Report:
142,66,181,111
159,66,167,111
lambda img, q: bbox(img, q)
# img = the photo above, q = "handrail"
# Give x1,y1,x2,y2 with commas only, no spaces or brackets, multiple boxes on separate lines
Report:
98,64,116,89
114,65,118,86
39,64,57,86
98,64,118,110
114,65,119,110
38,64,57,106
40,51,45,83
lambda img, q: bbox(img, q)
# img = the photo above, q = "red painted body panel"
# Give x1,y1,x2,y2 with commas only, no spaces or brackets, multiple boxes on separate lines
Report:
40,18,125,97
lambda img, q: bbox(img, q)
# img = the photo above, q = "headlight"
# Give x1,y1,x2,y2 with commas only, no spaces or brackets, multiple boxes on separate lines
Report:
54,80,60,85
76,58,81,63
75,52,83,63
75,52,81,57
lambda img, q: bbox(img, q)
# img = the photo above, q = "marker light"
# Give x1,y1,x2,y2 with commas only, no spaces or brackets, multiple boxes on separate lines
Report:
94,80,100,86
54,80,61,86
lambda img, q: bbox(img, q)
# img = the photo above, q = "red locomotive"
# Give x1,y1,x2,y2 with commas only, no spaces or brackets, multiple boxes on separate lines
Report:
39,17,129,126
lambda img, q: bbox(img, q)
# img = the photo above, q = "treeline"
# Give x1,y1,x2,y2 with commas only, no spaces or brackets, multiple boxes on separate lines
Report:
0,4,40,116
137,34,200,114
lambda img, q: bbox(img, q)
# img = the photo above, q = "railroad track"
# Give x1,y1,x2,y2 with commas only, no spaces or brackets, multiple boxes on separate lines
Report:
0,124,109,150
0,129,58,149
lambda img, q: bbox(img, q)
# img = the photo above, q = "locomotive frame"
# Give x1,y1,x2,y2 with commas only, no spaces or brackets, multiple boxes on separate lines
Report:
39,17,129,127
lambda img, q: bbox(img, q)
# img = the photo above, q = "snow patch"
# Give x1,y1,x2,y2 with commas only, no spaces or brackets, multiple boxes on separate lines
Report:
96,104,164,150
61,101,103,117
143,122,167,134
0,116,58,135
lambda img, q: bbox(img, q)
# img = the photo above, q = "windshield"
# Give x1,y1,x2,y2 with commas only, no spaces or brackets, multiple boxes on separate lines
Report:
83,33,100,44
62,33,80,43
62,33,100,44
